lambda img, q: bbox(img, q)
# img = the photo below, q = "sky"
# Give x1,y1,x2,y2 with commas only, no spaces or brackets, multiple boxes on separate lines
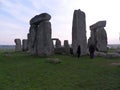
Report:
0,0,120,45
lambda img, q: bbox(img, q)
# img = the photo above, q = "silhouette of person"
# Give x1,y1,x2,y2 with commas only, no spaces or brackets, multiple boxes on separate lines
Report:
89,44,95,59
77,45,81,58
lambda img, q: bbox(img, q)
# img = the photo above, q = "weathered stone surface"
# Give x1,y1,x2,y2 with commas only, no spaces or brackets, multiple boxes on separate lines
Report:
64,40,69,47
88,37,95,48
94,51,106,57
14,39,22,52
90,21,106,30
89,20,107,52
28,13,53,56
27,25,37,54
51,40,54,53
55,39,61,48
46,58,61,64
106,53,120,58
110,63,120,66
52,38,59,41
22,39,28,51
64,40,70,54
36,21,53,56
72,9,87,55
96,27,107,52
116,49,120,54
54,47,65,54
30,13,51,25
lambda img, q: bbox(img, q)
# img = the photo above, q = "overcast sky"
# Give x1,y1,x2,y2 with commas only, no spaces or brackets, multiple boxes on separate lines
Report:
0,0,120,45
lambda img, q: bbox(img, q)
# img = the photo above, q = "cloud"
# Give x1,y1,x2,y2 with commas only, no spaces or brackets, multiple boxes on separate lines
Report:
0,0,38,23
0,0,37,44
0,0,120,44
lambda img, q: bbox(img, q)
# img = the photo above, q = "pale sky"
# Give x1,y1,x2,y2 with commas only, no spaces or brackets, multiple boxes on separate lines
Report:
0,0,120,45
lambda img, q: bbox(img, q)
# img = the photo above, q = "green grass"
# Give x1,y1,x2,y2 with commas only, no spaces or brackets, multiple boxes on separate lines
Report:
0,52,120,90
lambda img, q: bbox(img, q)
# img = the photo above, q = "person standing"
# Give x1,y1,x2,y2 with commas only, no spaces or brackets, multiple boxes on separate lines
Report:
89,44,95,59
77,45,81,58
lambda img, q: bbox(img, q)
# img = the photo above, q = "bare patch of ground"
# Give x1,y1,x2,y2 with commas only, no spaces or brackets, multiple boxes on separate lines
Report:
110,63,120,66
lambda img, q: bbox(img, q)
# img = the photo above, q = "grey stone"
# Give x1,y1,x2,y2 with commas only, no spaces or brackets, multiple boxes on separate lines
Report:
64,40,70,54
36,21,53,56
27,25,37,54
72,9,87,55
106,53,120,58
54,47,65,54
28,13,53,56
88,37,94,48
89,21,107,52
46,58,61,64
96,27,107,52
51,40,54,53
14,39,22,52
90,21,106,30
110,63,120,66
116,49,120,54
55,39,61,48
94,51,106,57
22,39,28,51
30,13,51,25
64,40,69,47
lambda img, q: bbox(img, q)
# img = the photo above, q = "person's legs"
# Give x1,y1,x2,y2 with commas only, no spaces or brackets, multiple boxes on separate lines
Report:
91,52,94,59
90,52,93,59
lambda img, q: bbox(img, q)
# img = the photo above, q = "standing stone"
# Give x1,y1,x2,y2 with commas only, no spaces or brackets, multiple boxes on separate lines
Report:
22,39,28,51
14,39,22,52
64,40,69,47
28,13,53,56
28,25,37,54
64,40,70,54
55,39,61,48
27,33,30,51
90,21,107,52
51,40,54,53
36,21,53,56
72,9,87,55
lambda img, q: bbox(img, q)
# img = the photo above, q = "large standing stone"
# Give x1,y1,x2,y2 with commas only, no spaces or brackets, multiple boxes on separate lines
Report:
90,21,107,52
64,40,70,54
14,39,22,52
22,39,28,51
36,21,53,56
55,39,61,48
27,25,37,54
28,13,53,56
72,9,87,55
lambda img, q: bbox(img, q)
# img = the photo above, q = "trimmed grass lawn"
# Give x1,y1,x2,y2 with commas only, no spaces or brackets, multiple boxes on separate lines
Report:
0,52,120,90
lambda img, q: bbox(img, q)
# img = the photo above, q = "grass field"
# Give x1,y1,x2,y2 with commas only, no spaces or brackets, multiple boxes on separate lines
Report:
0,51,120,90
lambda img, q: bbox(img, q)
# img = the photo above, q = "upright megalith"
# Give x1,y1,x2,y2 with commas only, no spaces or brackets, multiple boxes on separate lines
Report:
36,21,53,56
27,25,37,54
55,39,61,48
14,39,22,52
28,13,53,56
72,9,87,55
64,40,70,54
89,21,107,52
64,40,69,48
22,39,28,51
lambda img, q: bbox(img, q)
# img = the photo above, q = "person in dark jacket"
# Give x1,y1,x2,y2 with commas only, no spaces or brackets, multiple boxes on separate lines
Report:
89,44,95,59
77,45,81,58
